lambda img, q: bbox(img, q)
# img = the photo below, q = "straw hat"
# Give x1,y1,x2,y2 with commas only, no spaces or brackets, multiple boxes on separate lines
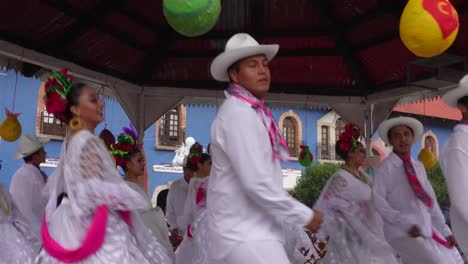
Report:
14,134,49,159
210,33,279,82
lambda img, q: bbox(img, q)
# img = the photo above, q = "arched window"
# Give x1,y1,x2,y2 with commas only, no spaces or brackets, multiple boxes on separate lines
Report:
157,105,186,148
283,117,298,157
335,118,345,142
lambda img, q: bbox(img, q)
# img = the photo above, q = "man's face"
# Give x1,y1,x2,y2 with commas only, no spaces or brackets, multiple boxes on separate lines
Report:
388,125,414,155
228,55,271,99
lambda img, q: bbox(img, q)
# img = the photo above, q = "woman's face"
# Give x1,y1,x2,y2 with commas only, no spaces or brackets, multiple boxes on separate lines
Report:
347,143,367,166
198,159,212,177
126,152,146,176
72,86,104,129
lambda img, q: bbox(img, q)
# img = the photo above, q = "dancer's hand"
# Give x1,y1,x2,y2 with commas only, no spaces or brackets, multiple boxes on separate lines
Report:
169,229,183,250
305,210,323,232
408,225,421,237
446,235,457,247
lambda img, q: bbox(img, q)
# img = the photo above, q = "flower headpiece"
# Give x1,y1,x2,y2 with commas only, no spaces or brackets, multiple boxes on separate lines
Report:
187,142,203,167
110,123,139,167
338,123,362,153
44,68,74,123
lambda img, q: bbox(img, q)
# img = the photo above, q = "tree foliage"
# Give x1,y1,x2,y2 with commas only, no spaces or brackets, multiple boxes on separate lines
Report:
293,162,450,210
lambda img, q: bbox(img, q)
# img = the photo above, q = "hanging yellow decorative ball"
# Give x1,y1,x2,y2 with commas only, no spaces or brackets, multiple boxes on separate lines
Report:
400,0,459,57
163,0,221,37
418,148,437,169
0,108,22,142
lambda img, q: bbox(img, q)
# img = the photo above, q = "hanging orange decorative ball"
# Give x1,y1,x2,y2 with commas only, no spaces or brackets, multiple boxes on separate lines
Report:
0,108,22,142
418,147,437,169
400,0,459,57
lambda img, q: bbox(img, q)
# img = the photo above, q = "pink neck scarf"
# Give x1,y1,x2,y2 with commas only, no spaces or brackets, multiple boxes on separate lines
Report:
227,83,289,161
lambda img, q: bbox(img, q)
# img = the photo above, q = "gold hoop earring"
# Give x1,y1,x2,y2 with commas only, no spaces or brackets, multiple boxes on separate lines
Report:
69,117,82,132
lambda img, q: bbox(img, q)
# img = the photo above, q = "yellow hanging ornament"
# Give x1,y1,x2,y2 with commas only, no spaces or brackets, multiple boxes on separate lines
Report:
400,0,459,57
0,108,22,142
418,147,437,169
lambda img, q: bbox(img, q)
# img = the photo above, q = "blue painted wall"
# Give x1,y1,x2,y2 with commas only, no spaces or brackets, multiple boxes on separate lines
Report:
0,71,458,194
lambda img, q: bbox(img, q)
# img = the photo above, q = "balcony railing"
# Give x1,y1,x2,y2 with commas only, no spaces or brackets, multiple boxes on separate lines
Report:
316,142,343,161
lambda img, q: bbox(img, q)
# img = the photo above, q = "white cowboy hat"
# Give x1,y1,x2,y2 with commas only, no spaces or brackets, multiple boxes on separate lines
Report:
14,134,49,160
210,33,279,82
443,73,468,108
378,117,423,145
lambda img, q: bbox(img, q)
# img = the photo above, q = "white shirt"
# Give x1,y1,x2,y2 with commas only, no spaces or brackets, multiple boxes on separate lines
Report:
372,153,451,242
166,177,189,232
9,163,47,238
440,124,468,255
180,177,203,232
207,94,313,260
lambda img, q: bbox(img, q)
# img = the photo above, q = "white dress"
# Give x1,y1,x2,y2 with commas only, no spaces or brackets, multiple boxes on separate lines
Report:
35,130,173,264
126,181,174,256
314,169,399,264
175,177,203,264
0,184,41,264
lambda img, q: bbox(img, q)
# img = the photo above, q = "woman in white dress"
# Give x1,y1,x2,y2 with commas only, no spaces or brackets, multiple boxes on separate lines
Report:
0,181,41,264
35,69,173,263
176,142,211,264
314,123,399,264
110,125,174,255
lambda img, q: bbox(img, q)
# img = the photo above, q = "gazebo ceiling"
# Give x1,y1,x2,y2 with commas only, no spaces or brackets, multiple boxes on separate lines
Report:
1,0,467,96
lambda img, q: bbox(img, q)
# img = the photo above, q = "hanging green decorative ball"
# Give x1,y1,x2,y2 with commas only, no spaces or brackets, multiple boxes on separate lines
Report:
299,145,313,167
163,0,221,37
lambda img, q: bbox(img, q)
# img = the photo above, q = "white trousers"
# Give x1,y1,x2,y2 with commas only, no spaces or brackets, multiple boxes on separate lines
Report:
222,240,291,264
389,237,463,264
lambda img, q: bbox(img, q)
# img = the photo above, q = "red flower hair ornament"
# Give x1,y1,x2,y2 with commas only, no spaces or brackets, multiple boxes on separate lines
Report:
338,123,362,153
43,69,74,123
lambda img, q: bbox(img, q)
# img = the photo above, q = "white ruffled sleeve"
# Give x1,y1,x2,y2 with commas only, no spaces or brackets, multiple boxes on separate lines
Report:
69,135,148,216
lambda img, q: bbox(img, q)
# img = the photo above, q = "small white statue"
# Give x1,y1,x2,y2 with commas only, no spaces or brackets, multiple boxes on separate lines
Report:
172,137,196,166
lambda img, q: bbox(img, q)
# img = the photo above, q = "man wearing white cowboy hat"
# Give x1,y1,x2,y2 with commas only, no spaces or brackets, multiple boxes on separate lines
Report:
9,134,49,239
372,117,461,263
206,33,322,264
440,73,468,257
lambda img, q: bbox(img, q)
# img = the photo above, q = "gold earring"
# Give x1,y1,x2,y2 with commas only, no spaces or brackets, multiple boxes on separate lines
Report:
69,117,82,132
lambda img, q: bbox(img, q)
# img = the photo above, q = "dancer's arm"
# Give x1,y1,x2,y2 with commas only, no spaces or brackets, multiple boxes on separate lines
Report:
72,136,148,215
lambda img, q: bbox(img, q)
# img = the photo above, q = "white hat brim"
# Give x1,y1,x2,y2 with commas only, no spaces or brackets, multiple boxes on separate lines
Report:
443,82,468,108
210,44,279,82
378,117,423,145
14,138,50,160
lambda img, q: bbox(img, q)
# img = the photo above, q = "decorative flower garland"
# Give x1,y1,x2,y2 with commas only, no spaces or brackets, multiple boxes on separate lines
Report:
44,69,74,123
338,123,362,153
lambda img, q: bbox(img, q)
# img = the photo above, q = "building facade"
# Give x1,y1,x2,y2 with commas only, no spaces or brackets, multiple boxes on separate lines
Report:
0,71,459,203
